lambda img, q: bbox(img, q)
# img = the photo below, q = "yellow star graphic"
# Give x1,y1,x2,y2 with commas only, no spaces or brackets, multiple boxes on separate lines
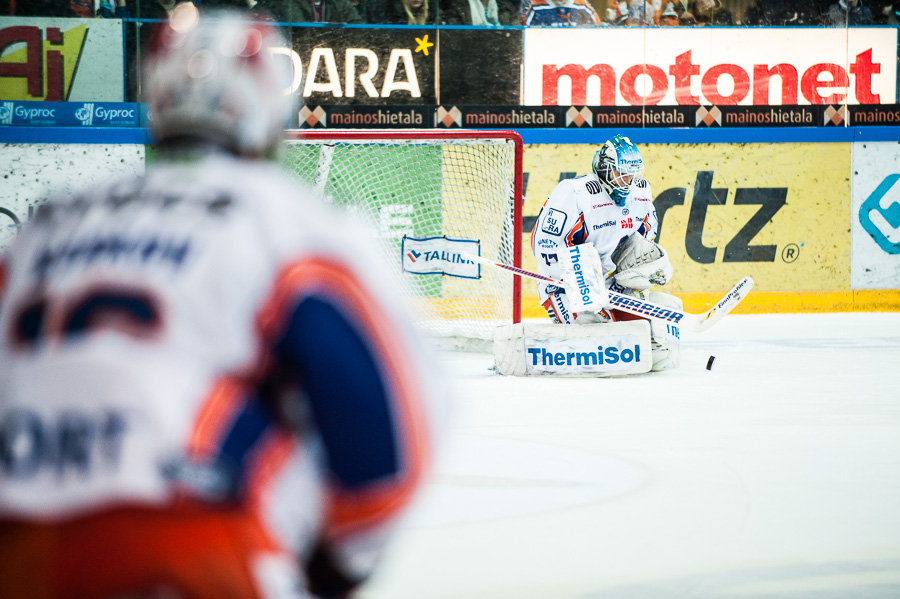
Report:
414,34,434,56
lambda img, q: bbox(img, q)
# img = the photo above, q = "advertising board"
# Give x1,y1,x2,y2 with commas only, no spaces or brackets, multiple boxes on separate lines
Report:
285,27,520,106
0,17,124,102
851,142,900,289
521,142,852,296
524,28,899,106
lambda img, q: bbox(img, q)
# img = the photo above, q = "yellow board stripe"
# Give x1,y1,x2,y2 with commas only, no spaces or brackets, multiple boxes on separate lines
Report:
520,290,900,320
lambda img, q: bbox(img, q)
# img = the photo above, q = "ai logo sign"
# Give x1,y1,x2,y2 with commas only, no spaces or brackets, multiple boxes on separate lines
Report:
859,174,900,254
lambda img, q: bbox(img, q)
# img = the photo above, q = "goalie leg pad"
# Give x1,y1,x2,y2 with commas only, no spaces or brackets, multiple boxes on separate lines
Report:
647,291,682,372
492,321,652,377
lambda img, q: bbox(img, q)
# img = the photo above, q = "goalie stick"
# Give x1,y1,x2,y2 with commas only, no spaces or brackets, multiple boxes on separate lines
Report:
460,252,753,333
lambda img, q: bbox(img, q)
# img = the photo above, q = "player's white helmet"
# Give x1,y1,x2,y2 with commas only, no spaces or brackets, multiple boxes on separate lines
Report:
144,5,294,158
592,135,645,206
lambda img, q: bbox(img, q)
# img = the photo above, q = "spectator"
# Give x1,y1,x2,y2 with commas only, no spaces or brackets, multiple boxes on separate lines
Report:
693,0,732,22
350,0,389,21
866,0,898,22
442,0,518,24
97,0,131,17
605,0,628,23
659,0,680,22
385,0,438,23
823,0,874,22
679,8,697,21
626,0,654,24
524,0,602,26
744,0,818,24
9,0,124,16
264,0,363,22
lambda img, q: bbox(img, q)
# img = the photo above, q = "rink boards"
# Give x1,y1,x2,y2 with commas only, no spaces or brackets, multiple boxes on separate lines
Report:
1,137,898,316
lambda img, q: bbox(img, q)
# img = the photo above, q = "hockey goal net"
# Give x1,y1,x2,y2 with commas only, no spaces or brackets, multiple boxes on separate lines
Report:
283,129,522,343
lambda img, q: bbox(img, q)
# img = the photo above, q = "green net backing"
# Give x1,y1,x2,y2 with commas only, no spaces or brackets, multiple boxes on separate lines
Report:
283,132,518,342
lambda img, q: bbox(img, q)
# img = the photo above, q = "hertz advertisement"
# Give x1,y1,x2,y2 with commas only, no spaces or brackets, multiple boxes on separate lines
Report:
521,142,851,303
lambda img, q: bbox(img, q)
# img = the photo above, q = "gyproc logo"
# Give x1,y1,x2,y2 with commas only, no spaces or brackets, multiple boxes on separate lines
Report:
0,102,13,125
859,174,900,254
75,103,94,125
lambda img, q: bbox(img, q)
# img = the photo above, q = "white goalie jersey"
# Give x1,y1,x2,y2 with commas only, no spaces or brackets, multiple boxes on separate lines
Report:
0,152,442,597
531,172,659,303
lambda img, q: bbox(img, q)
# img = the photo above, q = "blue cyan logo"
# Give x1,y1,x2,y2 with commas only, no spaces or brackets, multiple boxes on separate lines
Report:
859,174,900,255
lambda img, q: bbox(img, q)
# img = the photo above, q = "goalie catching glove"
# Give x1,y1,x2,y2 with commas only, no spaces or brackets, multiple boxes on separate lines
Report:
611,232,673,290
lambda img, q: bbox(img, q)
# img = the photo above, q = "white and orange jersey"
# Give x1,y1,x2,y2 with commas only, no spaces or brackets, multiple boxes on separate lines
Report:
0,152,442,599
531,173,657,303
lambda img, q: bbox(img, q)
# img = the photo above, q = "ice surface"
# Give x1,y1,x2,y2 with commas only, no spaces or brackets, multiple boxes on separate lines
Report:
359,313,900,599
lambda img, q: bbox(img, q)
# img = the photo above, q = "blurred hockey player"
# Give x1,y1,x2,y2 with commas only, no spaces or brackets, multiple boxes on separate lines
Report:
0,7,442,599
531,134,681,371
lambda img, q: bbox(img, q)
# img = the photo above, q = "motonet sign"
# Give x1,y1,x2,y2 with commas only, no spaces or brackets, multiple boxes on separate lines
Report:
523,28,898,106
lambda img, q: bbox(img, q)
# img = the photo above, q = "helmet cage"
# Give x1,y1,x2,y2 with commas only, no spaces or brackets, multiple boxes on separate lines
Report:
593,135,644,206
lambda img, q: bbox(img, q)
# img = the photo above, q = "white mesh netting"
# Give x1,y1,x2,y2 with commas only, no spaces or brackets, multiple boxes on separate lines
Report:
283,130,521,344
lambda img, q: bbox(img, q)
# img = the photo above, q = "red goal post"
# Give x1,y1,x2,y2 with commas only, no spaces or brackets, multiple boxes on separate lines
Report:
283,129,523,341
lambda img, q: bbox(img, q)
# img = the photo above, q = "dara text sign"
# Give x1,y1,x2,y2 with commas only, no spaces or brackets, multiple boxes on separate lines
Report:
524,28,898,106
286,27,436,106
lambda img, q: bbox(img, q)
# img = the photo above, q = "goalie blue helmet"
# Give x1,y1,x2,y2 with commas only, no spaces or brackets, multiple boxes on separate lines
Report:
592,135,645,206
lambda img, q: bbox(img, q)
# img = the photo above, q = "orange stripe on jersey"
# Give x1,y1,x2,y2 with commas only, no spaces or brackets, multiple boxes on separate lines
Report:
257,258,431,539
0,505,285,599
565,213,587,246
188,378,246,460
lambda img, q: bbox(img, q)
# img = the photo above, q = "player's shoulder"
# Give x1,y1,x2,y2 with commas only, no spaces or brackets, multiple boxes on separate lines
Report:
632,177,652,197
630,179,653,204
563,173,605,197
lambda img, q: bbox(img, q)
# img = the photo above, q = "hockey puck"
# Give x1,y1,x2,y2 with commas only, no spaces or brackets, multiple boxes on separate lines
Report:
706,356,716,370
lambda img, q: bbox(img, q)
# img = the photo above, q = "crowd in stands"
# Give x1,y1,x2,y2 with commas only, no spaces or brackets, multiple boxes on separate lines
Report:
6,0,897,26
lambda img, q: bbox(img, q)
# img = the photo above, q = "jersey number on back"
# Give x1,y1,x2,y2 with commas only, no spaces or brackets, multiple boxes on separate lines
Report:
10,286,162,350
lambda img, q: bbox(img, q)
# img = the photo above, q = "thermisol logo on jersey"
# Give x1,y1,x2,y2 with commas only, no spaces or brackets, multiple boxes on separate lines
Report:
593,220,616,231
541,208,567,236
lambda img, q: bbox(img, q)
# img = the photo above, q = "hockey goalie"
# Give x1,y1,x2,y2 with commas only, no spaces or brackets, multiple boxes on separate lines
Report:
502,134,680,376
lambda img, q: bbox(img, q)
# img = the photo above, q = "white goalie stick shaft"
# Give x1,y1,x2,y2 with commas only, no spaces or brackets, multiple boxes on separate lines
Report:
461,252,754,333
